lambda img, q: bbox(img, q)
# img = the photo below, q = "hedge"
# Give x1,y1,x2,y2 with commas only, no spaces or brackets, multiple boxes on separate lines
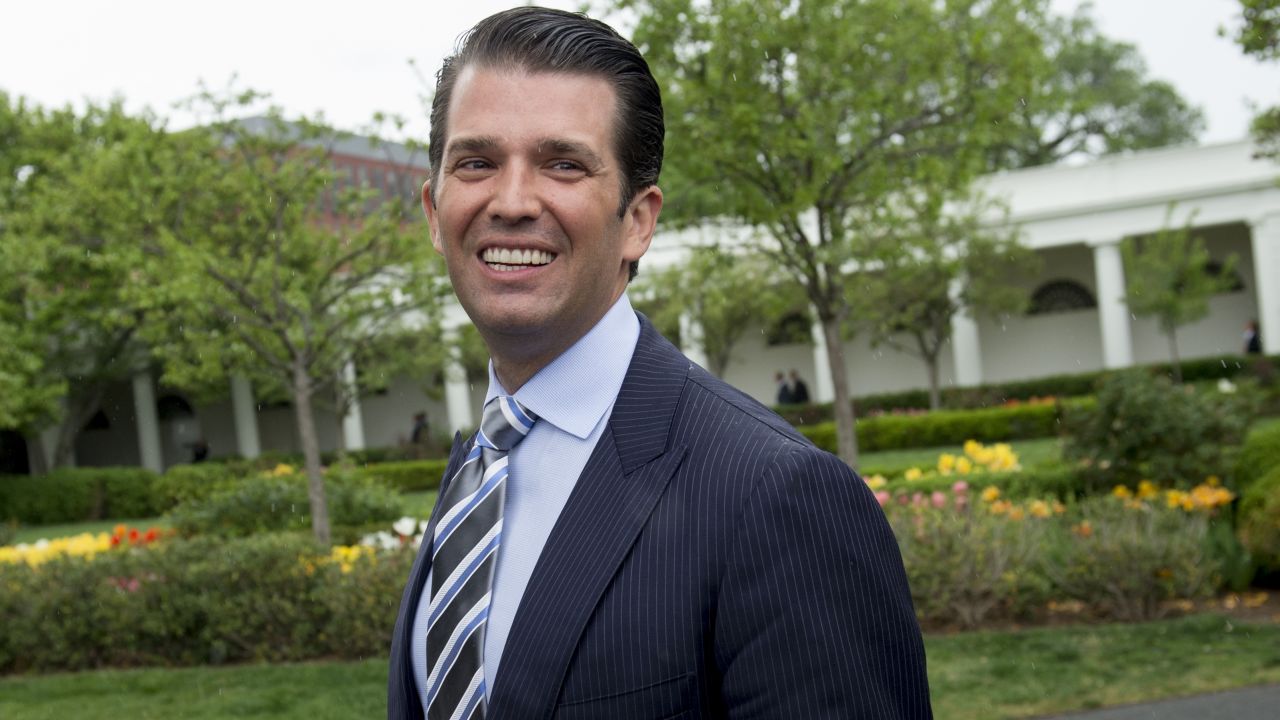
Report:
0,468,161,524
799,399,1087,454
0,533,414,673
1234,422,1280,494
775,353,1278,426
357,459,450,493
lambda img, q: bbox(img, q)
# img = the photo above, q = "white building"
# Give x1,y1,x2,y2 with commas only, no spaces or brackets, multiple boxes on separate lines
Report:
15,139,1280,473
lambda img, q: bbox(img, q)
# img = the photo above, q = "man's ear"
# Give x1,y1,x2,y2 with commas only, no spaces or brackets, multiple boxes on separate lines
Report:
622,185,663,264
422,180,443,254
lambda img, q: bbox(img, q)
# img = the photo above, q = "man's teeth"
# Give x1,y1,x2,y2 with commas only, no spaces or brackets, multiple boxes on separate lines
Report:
482,248,554,269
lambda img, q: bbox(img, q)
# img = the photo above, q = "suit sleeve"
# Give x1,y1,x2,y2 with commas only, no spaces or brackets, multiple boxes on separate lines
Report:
714,446,932,719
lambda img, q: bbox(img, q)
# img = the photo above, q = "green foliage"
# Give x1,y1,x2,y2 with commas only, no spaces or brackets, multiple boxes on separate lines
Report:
991,5,1205,169
1122,214,1241,380
1043,498,1223,622
357,459,450,493
1238,466,1280,572
0,467,160,524
167,472,400,539
0,94,188,463
633,246,803,376
1234,422,1280,493
1063,371,1254,491
849,194,1038,408
152,463,249,509
890,498,1051,628
800,400,1081,455
1227,0,1280,158
615,0,1046,466
0,533,415,673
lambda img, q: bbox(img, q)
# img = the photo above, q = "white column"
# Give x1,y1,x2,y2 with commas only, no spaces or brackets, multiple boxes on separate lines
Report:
679,311,710,371
810,317,836,404
1251,213,1280,355
1090,239,1134,369
443,327,475,432
131,371,163,473
340,359,366,451
230,373,262,459
949,278,983,386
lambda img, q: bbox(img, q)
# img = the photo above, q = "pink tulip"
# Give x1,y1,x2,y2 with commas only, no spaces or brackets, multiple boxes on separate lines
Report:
931,491,947,509
874,490,890,507
952,481,969,494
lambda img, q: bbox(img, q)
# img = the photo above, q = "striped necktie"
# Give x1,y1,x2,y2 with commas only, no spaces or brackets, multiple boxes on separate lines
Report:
425,395,537,720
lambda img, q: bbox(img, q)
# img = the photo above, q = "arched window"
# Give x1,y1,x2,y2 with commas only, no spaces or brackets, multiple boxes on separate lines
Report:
766,311,812,346
83,409,111,431
1029,280,1096,315
157,395,195,421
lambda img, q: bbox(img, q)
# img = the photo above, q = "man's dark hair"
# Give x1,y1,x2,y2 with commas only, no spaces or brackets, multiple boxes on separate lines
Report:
428,6,664,279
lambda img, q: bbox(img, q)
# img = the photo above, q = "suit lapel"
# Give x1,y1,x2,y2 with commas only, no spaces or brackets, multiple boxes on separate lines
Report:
488,317,692,720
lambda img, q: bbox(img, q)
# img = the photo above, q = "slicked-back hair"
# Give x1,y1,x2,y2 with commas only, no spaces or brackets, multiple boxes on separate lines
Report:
428,6,664,280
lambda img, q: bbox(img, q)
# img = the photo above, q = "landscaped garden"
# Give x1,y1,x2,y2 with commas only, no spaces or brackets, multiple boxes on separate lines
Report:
2,362,1278,717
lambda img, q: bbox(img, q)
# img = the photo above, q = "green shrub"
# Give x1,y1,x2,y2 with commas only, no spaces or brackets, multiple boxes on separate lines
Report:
772,353,1278,425
1234,422,1280,494
799,400,1082,454
1043,497,1222,621
0,467,159,524
1063,371,1254,492
153,463,247,509
0,533,415,673
358,459,450,493
167,470,401,538
888,495,1051,628
1238,466,1280,574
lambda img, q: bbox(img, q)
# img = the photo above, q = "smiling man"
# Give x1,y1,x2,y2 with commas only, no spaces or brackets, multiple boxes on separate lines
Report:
387,7,931,720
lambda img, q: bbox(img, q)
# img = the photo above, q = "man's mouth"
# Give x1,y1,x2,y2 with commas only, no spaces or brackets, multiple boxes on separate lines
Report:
481,247,556,272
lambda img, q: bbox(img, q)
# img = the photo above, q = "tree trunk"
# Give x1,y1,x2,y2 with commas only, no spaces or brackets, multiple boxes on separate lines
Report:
821,316,860,469
1166,328,1183,383
926,355,942,411
52,388,104,469
292,360,331,546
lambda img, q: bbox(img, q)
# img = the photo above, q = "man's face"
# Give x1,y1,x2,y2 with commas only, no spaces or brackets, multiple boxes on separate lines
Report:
424,66,662,370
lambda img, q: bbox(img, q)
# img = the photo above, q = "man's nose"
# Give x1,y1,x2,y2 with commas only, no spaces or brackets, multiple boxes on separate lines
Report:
488,165,541,223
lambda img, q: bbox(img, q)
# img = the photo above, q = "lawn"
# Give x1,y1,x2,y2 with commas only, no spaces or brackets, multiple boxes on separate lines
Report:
12,518,172,545
859,436,1063,474
1,613,1276,719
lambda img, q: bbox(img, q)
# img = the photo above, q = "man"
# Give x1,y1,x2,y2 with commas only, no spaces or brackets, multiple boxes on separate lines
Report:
388,7,931,719
788,369,811,405
774,370,794,405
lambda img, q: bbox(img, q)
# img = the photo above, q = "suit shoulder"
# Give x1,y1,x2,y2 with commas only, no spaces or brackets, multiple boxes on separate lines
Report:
677,364,820,455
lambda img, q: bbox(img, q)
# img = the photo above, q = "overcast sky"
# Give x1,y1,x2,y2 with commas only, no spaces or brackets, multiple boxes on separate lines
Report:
2,0,1274,144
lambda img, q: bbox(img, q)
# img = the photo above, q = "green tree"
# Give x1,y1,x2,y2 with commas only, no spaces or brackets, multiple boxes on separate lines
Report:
1227,0,1280,158
1122,211,1239,383
850,194,1037,409
145,90,447,545
612,0,1045,467
0,95,187,469
991,3,1206,169
635,246,804,377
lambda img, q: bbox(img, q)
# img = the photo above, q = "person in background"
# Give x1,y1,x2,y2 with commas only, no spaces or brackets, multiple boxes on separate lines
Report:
1244,320,1262,355
774,369,794,405
788,368,811,404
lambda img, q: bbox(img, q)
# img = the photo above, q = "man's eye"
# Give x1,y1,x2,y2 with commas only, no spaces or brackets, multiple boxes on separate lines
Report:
548,160,585,172
455,159,492,172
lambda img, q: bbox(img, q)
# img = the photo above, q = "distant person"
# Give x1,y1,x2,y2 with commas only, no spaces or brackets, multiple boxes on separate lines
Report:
190,439,209,463
410,412,430,458
1244,320,1262,355
789,368,811,404
774,370,794,404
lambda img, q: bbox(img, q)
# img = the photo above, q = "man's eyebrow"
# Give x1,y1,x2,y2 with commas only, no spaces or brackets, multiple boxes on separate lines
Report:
443,136,500,158
535,138,604,167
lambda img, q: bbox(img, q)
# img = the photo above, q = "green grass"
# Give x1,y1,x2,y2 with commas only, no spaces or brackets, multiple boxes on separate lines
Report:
928,614,1280,719
399,490,438,519
1,614,1276,718
860,436,1064,474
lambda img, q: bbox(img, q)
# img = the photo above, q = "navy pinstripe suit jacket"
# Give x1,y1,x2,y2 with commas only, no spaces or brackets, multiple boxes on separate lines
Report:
388,316,932,719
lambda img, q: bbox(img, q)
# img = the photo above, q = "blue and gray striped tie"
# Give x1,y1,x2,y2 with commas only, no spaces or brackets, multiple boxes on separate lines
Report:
425,395,537,720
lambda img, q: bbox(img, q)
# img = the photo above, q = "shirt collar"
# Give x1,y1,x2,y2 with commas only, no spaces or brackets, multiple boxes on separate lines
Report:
484,293,640,439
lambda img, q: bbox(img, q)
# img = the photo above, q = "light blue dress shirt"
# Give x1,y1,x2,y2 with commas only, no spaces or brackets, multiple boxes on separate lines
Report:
411,293,641,709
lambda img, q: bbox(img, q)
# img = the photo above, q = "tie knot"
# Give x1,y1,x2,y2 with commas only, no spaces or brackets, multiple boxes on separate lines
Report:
477,395,538,451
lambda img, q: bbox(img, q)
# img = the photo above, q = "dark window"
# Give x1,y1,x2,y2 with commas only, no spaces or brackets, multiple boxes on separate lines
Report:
1029,280,1096,315
157,395,195,421
83,410,111,431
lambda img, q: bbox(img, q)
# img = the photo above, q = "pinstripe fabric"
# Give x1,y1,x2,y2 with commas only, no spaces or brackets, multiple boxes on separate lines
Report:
390,315,932,720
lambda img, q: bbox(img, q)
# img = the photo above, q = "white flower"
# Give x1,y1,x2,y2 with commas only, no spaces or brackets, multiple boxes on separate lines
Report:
418,519,429,533
392,516,418,537
1217,378,1237,394
360,531,399,550
412,533,425,550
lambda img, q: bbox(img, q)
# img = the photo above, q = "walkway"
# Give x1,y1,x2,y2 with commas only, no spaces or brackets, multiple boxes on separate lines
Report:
1042,684,1280,719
